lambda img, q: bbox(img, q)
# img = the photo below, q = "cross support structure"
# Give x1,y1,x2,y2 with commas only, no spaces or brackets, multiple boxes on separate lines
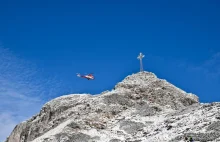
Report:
137,52,145,72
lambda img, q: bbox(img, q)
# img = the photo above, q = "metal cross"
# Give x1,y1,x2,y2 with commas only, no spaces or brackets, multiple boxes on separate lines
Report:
137,52,145,72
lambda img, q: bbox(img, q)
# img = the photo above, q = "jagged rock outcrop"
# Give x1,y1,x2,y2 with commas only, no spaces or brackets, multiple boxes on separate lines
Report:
5,71,220,142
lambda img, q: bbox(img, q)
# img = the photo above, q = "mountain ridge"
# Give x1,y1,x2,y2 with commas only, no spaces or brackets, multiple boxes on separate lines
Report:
5,71,220,142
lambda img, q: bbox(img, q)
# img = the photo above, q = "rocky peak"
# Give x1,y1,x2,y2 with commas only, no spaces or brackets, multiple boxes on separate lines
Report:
116,71,157,86
114,71,199,110
5,71,210,142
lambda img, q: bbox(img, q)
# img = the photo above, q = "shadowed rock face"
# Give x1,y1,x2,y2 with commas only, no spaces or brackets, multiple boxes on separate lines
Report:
206,121,220,131
6,71,220,142
119,120,145,134
109,139,122,142
133,103,162,116
55,132,92,142
170,132,220,142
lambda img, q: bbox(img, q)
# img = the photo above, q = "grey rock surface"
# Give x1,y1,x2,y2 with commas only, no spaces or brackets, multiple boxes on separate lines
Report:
5,71,220,142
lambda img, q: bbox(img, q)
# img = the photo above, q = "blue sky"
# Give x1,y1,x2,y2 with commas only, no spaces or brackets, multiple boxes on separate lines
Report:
0,0,220,141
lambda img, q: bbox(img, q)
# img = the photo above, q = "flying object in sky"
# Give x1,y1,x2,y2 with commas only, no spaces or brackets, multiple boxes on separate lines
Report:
77,73,95,80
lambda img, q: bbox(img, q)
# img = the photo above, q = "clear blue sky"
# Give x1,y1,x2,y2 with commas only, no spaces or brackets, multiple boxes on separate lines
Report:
0,0,220,140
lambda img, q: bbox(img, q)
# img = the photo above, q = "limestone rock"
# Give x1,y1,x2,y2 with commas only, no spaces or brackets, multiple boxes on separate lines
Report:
6,71,220,142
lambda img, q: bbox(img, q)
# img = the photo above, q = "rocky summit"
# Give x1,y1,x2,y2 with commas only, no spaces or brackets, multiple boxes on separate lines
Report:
5,71,220,142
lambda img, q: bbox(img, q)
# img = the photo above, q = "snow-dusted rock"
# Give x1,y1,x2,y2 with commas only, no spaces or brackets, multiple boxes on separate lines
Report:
5,71,220,142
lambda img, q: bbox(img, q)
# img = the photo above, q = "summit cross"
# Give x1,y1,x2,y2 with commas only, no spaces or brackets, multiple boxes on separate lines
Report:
137,52,145,72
